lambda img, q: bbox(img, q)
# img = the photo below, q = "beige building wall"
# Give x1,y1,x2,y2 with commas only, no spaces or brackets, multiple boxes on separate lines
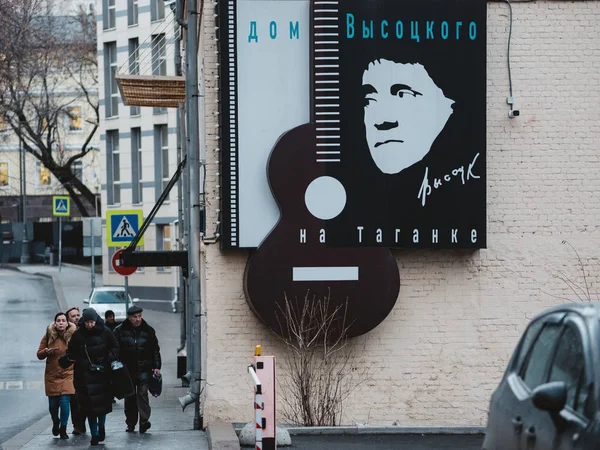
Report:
98,0,180,293
199,1,600,426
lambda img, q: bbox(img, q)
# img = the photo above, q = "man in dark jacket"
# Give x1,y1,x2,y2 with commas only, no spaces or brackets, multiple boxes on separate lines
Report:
114,306,161,433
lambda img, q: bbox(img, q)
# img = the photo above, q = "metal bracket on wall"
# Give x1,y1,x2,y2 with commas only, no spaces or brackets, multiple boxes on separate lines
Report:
119,155,189,276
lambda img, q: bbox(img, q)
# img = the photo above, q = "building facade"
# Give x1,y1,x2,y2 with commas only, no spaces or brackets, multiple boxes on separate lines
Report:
196,0,600,428
97,0,181,303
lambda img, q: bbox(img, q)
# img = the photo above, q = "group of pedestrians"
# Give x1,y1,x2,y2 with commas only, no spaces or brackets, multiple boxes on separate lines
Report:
36,304,161,446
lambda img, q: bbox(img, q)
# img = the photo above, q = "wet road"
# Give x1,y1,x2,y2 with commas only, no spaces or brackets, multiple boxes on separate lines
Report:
0,269,60,445
291,434,484,449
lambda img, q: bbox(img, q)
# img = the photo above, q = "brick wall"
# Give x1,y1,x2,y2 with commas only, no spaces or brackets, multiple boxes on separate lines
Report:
200,1,600,426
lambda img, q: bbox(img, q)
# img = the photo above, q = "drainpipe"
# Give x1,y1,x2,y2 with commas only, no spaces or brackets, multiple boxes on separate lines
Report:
175,22,187,357
178,0,203,430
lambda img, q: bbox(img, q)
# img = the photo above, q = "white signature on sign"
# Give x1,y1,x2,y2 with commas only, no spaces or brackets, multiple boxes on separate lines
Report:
417,152,481,207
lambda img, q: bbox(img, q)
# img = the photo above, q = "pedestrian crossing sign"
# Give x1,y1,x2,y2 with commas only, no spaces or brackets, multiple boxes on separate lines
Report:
106,209,144,247
52,196,70,216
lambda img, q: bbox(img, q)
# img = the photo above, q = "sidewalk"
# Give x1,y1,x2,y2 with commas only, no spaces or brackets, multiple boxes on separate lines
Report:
1,264,209,449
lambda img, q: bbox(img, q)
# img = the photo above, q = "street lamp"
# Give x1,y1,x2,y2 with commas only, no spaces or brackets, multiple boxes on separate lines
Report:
19,135,31,263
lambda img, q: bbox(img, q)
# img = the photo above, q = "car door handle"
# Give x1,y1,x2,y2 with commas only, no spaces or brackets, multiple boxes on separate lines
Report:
512,416,523,434
525,426,536,440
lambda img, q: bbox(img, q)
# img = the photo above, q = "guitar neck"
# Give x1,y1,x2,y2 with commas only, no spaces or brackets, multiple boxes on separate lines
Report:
310,0,340,164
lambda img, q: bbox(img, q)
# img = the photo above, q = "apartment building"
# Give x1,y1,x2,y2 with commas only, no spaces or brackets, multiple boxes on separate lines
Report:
97,0,181,304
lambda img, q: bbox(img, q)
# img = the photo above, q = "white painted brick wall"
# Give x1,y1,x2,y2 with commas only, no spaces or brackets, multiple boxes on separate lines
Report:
200,1,600,426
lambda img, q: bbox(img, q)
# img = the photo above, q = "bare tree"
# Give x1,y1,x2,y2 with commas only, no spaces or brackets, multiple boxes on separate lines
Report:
0,0,99,216
275,291,372,426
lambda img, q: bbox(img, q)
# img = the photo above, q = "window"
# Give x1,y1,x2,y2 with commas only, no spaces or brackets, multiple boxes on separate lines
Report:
154,125,169,201
548,325,589,416
104,0,116,29
156,225,171,271
152,34,167,76
128,0,138,26
131,128,143,204
0,162,8,187
514,320,545,374
106,130,120,205
104,42,119,118
151,0,165,21
161,127,169,193
66,105,83,132
522,323,561,390
38,162,51,186
0,115,9,133
72,160,83,182
128,39,141,116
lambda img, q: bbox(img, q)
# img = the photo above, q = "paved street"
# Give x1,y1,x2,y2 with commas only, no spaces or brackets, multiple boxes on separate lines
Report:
0,264,208,449
0,269,59,444
291,433,484,449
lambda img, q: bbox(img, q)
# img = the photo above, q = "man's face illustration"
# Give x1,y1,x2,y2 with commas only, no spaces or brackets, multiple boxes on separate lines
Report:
362,60,454,174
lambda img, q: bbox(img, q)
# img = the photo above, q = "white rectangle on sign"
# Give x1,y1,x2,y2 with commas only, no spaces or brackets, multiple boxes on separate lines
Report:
237,0,310,247
293,267,359,282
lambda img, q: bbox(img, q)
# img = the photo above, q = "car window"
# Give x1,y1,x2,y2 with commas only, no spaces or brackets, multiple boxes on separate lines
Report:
92,291,127,304
514,319,544,374
522,323,561,390
548,324,589,417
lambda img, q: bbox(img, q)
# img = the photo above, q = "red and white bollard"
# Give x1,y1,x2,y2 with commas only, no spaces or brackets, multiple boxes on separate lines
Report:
248,364,263,450
248,345,276,450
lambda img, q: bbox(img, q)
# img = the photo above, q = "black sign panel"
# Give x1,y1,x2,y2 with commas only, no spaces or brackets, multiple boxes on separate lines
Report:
323,0,487,248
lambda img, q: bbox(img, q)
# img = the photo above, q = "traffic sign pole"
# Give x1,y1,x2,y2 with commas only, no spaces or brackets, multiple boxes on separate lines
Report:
91,221,96,289
125,276,130,311
58,216,62,272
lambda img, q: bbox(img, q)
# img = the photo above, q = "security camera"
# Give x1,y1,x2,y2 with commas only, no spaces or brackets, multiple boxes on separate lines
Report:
508,109,520,118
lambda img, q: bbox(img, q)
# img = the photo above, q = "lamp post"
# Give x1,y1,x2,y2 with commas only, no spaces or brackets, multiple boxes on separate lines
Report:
19,135,30,264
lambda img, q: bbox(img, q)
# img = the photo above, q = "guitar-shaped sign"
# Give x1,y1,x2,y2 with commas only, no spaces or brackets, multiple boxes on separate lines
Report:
244,0,400,338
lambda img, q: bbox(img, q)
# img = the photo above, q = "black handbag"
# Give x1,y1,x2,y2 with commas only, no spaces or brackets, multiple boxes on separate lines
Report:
111,361,135,399
85,345,105,373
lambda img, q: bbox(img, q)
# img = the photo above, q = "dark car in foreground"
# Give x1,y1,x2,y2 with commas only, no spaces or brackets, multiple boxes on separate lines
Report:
483,302,600,450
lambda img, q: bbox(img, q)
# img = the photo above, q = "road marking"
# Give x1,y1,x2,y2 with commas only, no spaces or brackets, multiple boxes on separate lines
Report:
0,381,43,390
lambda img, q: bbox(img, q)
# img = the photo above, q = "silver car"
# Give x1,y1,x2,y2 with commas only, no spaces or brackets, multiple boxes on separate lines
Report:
83,286,139,323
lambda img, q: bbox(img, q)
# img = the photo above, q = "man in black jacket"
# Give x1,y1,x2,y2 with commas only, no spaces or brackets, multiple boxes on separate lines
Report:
114,306,161,433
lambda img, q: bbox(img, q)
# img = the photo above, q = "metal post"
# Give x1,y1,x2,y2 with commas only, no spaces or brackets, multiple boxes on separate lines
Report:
91,219,96,290
19,137,30,264
58,216,62,272
124,276,130,311
179,0,203,429
177,104,186,352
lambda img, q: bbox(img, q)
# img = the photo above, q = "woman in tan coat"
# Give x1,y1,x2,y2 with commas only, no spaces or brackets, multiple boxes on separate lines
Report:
37,312,76,439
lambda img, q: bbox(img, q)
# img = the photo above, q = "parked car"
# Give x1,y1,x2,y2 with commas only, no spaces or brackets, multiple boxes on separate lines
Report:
482,302,600,450
83,286,139,323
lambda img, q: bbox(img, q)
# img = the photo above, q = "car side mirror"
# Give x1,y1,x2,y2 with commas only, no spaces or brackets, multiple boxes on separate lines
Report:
132,298,140,303
532,381,567,414
83,298,89,304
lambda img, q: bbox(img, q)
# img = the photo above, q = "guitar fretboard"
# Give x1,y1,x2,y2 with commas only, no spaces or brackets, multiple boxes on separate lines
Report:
311,0,340,164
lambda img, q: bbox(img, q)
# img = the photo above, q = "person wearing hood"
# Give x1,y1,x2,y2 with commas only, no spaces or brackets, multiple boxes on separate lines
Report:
37,312,76,440
62,308,119,446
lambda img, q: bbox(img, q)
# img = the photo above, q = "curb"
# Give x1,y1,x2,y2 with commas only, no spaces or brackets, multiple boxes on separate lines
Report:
0,415,51,450
283,425,486,436
233,422,485,436
49,273,69,312
207,422,240,450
